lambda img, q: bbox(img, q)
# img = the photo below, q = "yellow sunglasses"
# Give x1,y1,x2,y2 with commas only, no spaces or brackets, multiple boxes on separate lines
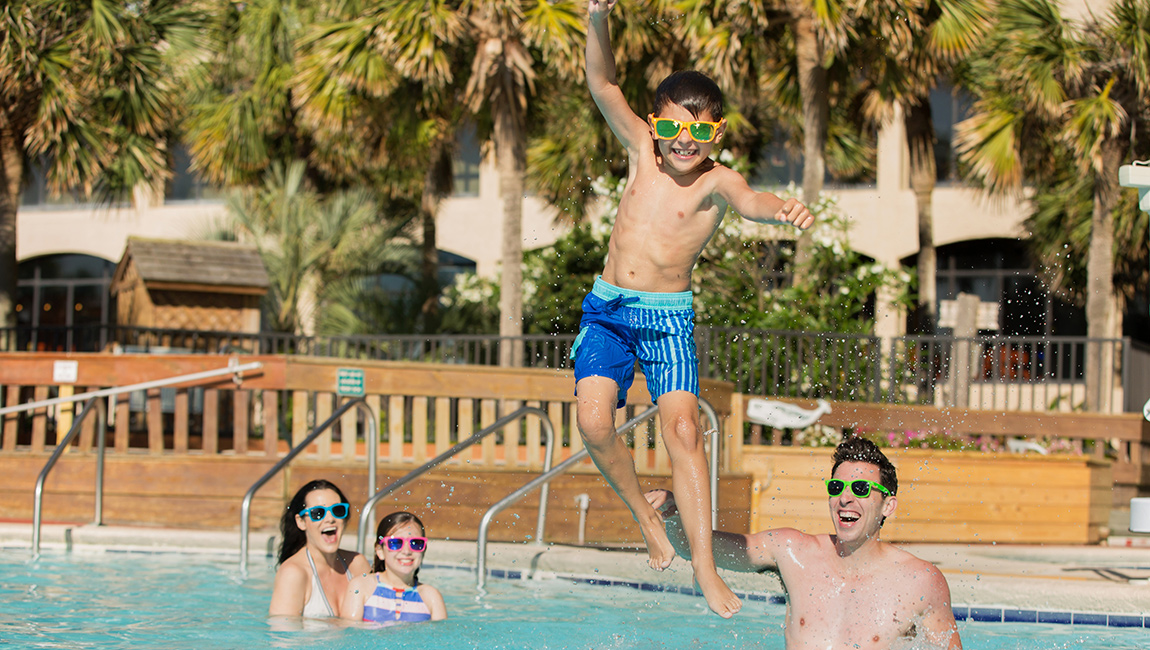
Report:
648,114,725,143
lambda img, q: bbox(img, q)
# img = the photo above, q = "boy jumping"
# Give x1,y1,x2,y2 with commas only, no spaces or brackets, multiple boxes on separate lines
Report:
574,0,814,618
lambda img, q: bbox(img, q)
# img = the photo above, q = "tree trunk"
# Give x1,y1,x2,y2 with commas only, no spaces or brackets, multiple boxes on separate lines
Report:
791,11,828,285
1084,136,1127,412
494,98,525,368
0,106,27,334
417,137,454,333
905,99,938,334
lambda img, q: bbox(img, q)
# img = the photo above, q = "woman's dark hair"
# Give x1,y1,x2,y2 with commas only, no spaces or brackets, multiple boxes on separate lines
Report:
277,479,352,566
653,70,724,121
373,512,426,579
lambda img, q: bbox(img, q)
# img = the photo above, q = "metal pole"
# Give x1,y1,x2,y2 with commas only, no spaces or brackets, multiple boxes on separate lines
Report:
0,360,263,416
93,399,107,526
32,397,104,555
365,401,379,531
239,397,369,572
357,406,553,555
477,406,658,589
533,416,556,544
699,398,721,529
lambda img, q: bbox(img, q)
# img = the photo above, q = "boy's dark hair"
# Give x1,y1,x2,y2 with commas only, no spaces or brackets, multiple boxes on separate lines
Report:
831,436,898,496
653,70,724,120
277,479,352,566
374,511,426,580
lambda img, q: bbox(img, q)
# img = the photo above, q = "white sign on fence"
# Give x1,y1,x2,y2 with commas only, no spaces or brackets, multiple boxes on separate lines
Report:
938,300,999,331
52,360,79,383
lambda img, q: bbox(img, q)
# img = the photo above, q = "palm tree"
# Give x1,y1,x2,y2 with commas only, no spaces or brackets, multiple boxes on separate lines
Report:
294,0,470,333
181,0,324,189
673,0,875,282
956,0,1150,410
227,161,417,333
463,0,585,366
300,0,585,361
854,0,992,333
0,0,199,332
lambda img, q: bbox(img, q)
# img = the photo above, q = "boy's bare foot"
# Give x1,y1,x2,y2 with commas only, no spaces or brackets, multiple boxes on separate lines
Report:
638,511,676,570
695,566,742,618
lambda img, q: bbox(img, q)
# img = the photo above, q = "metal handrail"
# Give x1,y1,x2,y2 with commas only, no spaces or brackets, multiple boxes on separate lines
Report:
699,398,722,524
357,406,555,555
17,360,259,554
32,397,107,556
0,358,263,416
239,396,378,572
475,399,723,588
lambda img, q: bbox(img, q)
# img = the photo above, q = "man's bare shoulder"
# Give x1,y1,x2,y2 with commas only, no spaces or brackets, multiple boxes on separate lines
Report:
750,527,824,555
886,545,952,596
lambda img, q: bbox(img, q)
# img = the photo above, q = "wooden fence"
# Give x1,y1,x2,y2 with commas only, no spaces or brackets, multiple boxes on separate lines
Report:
0,353,746,543
0,353,734,471
727,395,1150,504
3,352,1148,544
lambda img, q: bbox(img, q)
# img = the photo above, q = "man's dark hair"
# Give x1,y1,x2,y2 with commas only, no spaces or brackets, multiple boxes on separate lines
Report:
653,70,724,120
832,436,898,496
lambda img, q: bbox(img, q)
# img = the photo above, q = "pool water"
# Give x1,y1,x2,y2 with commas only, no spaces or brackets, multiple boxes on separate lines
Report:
0,550,1145,649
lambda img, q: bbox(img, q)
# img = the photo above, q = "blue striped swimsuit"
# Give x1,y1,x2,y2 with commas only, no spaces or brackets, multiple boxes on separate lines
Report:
362,576,432,626
571,276,698,408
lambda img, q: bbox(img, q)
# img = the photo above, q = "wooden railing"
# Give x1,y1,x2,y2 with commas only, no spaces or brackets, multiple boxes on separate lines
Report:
727,395,1150,504
0,353,735,476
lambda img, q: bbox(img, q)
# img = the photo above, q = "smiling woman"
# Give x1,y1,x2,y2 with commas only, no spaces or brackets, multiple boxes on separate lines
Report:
267,480,371,618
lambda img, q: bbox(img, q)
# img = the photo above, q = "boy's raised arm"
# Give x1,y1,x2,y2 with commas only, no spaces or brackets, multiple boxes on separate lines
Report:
586,0,648,152
716,169,815,229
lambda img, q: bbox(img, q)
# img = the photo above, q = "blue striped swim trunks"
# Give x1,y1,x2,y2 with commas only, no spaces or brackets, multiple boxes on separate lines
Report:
571,276,698,408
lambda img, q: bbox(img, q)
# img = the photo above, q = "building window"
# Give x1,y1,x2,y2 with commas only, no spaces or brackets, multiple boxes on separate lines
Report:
929,82,974,183
164,144,224,202
20,158,92,208
752,126,876,189
924,239,1084,338
15,254,115,352
452,124,481,197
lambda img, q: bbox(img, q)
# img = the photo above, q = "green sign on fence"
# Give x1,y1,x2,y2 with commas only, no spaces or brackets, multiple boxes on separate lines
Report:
336,368,365,396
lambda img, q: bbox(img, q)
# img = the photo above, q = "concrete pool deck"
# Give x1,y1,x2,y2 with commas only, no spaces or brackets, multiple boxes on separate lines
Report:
5,522,1150,620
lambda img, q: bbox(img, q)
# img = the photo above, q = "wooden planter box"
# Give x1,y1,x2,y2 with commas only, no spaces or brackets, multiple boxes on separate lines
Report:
742,447,1112,544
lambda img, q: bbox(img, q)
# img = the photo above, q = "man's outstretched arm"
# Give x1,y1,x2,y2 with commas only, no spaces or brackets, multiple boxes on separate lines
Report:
646,489,782,573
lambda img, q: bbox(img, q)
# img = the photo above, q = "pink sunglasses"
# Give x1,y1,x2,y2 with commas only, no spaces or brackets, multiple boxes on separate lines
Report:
379,536,427,552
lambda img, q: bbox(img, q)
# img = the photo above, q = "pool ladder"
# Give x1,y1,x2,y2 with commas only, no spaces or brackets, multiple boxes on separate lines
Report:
4,359,265,556
355,406,557,555
239,396,379,573
474,399,722,589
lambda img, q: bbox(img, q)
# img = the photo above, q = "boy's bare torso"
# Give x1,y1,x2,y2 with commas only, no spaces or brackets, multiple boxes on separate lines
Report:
601,138,733,293
774,533,943,649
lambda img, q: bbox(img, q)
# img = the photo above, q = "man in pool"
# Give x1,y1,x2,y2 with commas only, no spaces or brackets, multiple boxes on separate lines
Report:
647,437,962,649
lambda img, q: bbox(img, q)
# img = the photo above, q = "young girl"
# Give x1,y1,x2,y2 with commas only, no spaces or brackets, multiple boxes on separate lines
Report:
341,512,447,625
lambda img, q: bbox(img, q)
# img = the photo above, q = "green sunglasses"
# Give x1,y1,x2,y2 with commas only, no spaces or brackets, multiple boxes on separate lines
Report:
648,114,725,143
825,479,891,499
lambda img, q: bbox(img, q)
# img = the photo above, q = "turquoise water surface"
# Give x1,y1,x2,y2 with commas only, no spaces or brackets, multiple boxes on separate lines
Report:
0,550,1144,649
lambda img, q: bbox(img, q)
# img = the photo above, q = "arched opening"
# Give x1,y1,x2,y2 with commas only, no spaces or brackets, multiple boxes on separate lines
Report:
15,253,115,351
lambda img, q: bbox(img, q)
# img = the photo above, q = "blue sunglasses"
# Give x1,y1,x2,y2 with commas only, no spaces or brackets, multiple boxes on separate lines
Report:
298,503,350,521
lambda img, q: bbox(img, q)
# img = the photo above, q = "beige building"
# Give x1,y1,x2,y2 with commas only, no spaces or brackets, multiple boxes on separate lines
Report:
13,0,1121,343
